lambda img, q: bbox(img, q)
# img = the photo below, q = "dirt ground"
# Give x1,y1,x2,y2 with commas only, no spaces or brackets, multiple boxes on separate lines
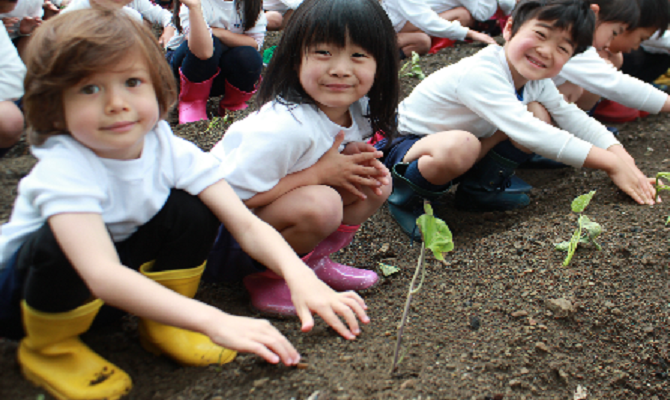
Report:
2,33,670,400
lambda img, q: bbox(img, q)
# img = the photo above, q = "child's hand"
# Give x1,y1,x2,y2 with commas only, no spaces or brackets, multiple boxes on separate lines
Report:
207,313,300,366
285,270,370,340
2,17,19,29
159,25,176,47
315,132,388,199
43,0,60,19
465,30,497,45
607,157,656,205
19,17,42,35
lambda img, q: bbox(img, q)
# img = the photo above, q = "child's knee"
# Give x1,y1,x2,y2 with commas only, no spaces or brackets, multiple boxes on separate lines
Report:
448,130,480,168
557,82,583,104
0,101,24,146
416,34,432,55
293,187,343,234
527,101,551,123
265,11,283,31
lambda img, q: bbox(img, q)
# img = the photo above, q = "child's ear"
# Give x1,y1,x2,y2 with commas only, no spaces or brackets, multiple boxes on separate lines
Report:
589,3,600,18
502,17,513,41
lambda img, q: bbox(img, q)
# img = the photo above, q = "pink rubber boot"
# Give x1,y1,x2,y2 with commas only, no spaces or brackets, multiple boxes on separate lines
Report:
243,269,296,316
178,68,219,124
303,224,379,291
218,79,259,114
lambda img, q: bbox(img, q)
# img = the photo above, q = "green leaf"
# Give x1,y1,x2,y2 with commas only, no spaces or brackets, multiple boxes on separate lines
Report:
571,191,596,213
378,262,400,277
555,241,570,252
416,203,453,260
399,52,426,80
666,215,670,226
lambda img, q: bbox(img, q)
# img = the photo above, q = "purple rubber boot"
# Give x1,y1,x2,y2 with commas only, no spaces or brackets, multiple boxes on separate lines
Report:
303,224,379,291
243,270,296,316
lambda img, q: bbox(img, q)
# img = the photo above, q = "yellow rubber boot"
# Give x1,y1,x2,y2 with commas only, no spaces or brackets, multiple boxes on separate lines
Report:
138,261,237,366
18,299,132,400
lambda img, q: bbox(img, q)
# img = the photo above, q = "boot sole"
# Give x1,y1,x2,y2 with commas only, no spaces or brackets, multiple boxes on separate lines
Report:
21,366,129,400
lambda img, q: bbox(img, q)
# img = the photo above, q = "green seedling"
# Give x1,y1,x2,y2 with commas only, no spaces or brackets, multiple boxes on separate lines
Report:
206,115,231,134
391,202,452,374
399,51,426,80
378,262,400,277
654,172,670,224
555,191,601,266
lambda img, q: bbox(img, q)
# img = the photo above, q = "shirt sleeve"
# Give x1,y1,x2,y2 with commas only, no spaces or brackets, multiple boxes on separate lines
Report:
456,67,595,167
558,48,667,113
458,0,497,22
641,30,670,55
0,25,25,101
128,0,173,27
397,0,469,40
244,10,267,49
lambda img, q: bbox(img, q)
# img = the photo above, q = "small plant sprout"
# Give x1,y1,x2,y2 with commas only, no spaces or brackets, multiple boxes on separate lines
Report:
654,172,670,224
391,202,453,374
206,115,231,134
555,191,602,266
399,51,426,80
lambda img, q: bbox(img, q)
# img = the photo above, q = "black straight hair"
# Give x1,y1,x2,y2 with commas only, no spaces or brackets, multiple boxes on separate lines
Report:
634,0,669,36
258,0,400,139
589,0,640,29
510,0,595,55
173,0,262,33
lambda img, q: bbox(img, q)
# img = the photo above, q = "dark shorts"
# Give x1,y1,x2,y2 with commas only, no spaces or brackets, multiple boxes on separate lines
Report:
373,134,423,170
0,251,24,338
204,223,266,283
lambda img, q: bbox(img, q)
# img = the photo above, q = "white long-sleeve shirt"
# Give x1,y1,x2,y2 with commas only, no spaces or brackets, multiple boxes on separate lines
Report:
62,0,172,26
398,45,620,168
210,99,372,200
166,0,267,50
424,0,503,22
641,30,670,55
62,0,143,21
553,47,667,113
0,121,226,272
0,0,43,39
0,25,25,101
382,0,469,40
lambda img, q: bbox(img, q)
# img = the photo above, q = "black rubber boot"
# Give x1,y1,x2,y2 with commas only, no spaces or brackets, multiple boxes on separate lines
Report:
455,152,530,212
387,163,450,242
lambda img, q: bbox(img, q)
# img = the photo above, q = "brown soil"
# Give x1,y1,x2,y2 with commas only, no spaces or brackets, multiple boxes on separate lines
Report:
1,34,670,400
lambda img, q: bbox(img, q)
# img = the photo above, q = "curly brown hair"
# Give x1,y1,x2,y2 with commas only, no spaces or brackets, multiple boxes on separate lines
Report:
23,8,177,145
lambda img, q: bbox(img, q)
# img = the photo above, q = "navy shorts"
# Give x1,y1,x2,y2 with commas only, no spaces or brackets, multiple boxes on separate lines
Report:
373,134,423,170
0,250,25,338
204,223,266,283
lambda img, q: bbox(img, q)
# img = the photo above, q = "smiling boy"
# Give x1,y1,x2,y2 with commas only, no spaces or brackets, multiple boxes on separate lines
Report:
379,0,656,241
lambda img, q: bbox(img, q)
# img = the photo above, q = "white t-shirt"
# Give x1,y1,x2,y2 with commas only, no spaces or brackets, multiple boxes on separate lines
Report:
398,45,620,168
641,30,670,55
424,0,501,22
263,0,302,13
0,0,43,39
167,0,267,50
381,0,469,40
62,0,143,21
553,47,667,113
210,99,372,200
0,121,226,272
0,25,25,101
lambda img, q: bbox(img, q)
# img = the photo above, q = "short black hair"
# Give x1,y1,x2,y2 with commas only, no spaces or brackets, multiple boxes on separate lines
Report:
590,0,640,29
258,0,399,139
634,0,669,36
510,0,595,55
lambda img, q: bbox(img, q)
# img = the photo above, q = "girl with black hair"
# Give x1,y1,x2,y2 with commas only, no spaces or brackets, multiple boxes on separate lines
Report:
206,0,399,316
165,0,264,124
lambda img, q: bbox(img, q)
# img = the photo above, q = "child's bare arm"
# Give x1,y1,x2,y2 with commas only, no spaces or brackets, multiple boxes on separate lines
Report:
200,179,370,340
582,146,656,205
244,132,385,208
48,212,299,365
181,0,213,59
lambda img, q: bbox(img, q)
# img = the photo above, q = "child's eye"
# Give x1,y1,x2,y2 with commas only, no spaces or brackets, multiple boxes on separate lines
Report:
315,50,331,56
535,31,546,38
612,30,618,37
80,85,100,95
558,46,569,54
126,78,142,87
352,52,368,58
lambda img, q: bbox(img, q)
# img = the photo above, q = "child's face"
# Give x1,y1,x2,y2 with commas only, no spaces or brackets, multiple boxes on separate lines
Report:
503,18,575,87
299,39,376,123
592,21,627,51
62,54,159,159
607,26,657,54
0,0,18,13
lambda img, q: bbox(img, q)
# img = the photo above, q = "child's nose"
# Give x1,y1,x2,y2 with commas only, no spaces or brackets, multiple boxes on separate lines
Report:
106,89,130,113
329,56,352,77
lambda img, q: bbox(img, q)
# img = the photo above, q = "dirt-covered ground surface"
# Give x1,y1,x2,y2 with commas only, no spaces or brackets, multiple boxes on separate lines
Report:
2,33,670,400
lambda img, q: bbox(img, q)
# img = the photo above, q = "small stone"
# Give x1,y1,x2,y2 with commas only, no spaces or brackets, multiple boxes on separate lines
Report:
470,315,481,330
509,379,522,387
296,363,309,370
444,363,457,370
643,325,655,334
511,310,528,318
400,379,416,389
545,298,575,318
604,301,615,308
212,397,224,400
520,367,530,375
611,308,623,316
253,378,269,387
535,342,550,353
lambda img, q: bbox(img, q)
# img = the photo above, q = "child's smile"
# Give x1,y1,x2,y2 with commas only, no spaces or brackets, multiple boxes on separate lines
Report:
503,18,575,88
299,40,376,126
62,54,159,160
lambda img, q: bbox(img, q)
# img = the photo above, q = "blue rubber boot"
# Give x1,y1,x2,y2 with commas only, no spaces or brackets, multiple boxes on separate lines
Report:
387,163,450,242
454,152,530,212
507,175,533,194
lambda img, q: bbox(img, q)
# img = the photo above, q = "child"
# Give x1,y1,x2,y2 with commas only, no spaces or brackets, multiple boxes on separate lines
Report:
62,0,176,47
207,0,397,315
264,0,301,31
381,0,504,57
0,0,48,58
0,9,369,400
380,0,657,240
555,0,670,124
166,0,265,124
0,0,25,157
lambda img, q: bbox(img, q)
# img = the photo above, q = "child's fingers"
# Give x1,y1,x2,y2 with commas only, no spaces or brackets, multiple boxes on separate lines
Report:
252,330,300,366
339,292,370,324
319,308,356,340
296,303,315,333
332,300,361,337
342,182,367,200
